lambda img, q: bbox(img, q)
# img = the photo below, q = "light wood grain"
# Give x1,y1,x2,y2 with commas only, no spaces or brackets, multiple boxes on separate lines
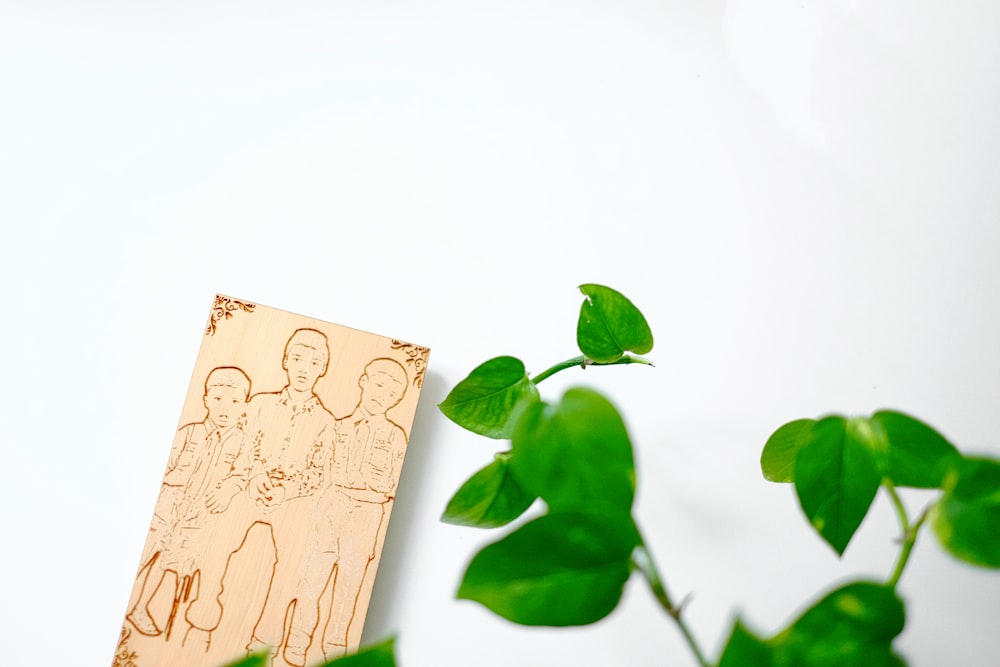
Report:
114,295,429,667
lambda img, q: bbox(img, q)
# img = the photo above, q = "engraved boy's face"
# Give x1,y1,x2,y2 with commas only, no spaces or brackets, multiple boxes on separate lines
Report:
284,344,327,392
360,371,405,415
204,385,246,429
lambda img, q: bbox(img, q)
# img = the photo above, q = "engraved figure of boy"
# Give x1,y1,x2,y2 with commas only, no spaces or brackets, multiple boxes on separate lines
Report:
239,328,337,658
126,366,253,640
280,357,409,665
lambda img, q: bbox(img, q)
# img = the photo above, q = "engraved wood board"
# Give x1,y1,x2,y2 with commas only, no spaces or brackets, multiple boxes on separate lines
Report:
113,295,430,667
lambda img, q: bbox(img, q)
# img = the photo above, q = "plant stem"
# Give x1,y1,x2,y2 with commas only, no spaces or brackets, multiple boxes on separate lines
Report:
885,481,928,589
530,354,654,385
632,539,711,667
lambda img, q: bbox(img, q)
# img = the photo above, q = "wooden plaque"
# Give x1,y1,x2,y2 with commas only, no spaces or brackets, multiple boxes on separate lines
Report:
113,295,430,667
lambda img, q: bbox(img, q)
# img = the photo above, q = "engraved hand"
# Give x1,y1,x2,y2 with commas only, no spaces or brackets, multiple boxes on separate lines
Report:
250,474,286,511
205,479,242,514
257,483,286,510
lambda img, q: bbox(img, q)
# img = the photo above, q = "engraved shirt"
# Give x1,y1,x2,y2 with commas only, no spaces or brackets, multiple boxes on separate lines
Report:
330,410,407,503
247,388,336,499
164,419,253,520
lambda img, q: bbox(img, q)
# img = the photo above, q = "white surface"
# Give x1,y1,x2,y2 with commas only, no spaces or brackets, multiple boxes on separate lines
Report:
2,2,999,665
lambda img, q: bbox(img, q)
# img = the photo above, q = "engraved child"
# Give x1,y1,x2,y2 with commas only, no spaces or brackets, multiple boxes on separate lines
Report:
281,357,409,665
246,328,336,512
126,366,253,640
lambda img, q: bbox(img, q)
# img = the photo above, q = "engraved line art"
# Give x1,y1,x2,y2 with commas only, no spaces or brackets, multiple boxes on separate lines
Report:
117,302,426,667
126,367,254,645
206,296,256,336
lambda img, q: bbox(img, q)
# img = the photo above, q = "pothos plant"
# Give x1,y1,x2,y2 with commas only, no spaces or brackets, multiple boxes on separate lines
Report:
229,284,1000,667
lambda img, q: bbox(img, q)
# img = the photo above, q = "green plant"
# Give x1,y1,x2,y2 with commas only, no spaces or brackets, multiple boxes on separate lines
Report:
228,283,999,667
434,284,1000,666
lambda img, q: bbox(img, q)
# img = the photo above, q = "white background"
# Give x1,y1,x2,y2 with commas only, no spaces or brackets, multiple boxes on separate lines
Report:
2,1,999,665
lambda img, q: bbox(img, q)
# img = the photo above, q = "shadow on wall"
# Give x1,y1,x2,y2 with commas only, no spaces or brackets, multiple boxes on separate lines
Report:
360,369,449,645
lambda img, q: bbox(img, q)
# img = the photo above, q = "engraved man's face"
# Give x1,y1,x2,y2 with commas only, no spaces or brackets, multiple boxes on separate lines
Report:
283,344,327,392
360,371,405,415
204,385,247,429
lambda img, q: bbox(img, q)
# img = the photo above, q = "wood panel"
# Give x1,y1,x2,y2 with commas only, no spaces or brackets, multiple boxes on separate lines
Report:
113,295,430,667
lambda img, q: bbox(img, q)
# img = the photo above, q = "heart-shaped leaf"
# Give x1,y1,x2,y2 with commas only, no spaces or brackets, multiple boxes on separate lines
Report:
510,387,635,518
717,620,774,667
438,356,539,439
719,583,907,667
761,418,817,483
457,512,638,626
576,284,653,363
931,455,1000,568
794,416,883,555
873,410,961,489
441,453,537,528
772,581,907,667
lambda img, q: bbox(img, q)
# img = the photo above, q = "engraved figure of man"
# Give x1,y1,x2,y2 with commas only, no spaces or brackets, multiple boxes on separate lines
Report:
281,357,409,665
127,366,253,640
236,328,337,658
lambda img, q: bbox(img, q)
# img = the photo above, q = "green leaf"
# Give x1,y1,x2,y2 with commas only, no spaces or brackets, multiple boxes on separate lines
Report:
441,453,537,528
761,418,817,483
721,583,907,667
438,356,539,439
718,620,774,667
220,652,270,667
794,416,883,555
315,636,397,667
846,416,891,464
873,410,961,489
931,455,1000,568
771,581,907,667
509,387,635,518
576,284,653,363
457,512,638,626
